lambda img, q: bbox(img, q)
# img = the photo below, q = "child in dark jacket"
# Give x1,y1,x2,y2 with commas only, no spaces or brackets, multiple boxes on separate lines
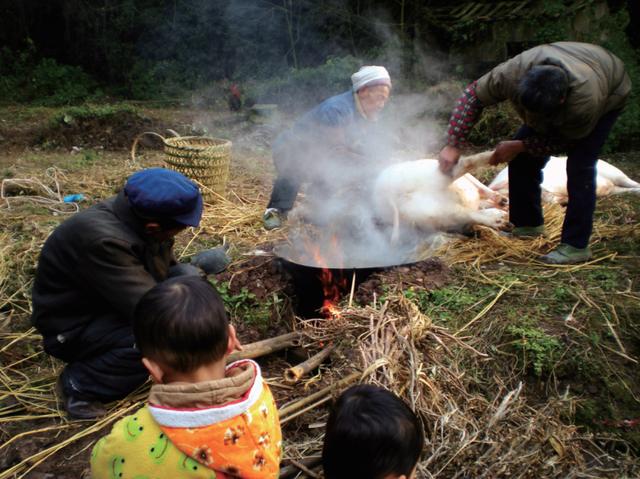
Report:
90,276,281,479
322,384,424,479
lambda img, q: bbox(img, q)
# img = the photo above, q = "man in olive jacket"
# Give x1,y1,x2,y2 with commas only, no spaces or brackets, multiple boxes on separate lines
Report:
31,168,205,419
439,42,631,264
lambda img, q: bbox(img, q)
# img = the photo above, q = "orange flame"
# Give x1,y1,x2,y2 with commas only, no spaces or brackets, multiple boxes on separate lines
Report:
304,234,346,318
319,268,346,318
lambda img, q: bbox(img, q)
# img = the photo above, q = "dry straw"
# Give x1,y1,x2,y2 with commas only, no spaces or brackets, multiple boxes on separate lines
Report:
434,203,639,269
294,295,639,478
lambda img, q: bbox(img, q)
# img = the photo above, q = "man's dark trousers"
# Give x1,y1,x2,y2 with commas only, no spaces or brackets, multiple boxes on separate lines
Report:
54,321,148,402
508,109,621,249
55,265,202,402
266,137,302,213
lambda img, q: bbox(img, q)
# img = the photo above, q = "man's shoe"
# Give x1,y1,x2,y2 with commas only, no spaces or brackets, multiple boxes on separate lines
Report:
540,243,592,265
263,208,284,230
511,225,545,238
56,376,106,420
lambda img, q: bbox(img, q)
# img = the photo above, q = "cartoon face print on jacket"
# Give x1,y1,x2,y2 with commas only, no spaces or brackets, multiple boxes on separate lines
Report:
124,414,145,441
148,432,170,465
110,456,126,479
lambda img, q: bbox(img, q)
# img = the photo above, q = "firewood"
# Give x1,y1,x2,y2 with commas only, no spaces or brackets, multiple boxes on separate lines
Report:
279,456,322,478
227,332,301,363
278,371,361,422
283,344,336,384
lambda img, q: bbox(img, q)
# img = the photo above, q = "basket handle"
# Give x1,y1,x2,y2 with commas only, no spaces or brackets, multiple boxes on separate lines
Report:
129,131,168,166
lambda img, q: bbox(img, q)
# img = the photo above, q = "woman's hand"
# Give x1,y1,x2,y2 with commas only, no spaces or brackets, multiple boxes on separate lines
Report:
438,145,461,174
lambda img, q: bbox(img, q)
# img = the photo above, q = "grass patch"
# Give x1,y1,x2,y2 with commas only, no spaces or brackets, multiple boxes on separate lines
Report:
506,323,562,377
211,279,282,331
404,282,500,326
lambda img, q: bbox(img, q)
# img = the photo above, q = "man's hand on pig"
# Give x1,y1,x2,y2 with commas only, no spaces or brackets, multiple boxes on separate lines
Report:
438,145,461,174
490,140,525,165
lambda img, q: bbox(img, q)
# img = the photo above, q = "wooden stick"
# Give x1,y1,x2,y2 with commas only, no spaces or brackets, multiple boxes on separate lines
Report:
284,344,336,384
280,395,332,425
278,371,360,420
348,270,356,308
279,457,322,479
289,459,321,478
227,332,301,364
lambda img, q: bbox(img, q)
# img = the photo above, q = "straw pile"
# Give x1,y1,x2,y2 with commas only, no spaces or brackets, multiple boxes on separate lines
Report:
434,202,640,268
293,294,639,478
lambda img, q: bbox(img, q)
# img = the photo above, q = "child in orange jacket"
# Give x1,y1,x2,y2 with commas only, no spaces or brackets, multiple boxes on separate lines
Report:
91,276,282,479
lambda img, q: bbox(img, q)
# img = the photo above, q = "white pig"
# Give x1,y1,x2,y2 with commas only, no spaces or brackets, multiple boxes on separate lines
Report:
373,152,509,240
489,156,640,204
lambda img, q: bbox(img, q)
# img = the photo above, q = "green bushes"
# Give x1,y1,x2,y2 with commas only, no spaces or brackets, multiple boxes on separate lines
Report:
246,56,362,111
507,324,562,377
0,43,363,108
0,46,99,106
41,104,150,150
51,104,139,126
598,11,640,152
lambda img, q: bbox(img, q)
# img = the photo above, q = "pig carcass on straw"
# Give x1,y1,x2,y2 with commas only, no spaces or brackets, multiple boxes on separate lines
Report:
488,156,640,204
373,151,509,242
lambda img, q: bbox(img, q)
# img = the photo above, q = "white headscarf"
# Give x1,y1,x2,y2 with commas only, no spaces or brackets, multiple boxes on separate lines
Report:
351,66,391,92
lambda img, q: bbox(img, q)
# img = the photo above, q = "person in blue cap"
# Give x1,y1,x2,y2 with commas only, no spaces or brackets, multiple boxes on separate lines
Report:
31,168,226,419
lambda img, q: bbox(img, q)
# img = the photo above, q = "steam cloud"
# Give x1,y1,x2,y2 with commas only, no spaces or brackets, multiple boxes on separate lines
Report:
275,23,459,268
185,1,462,268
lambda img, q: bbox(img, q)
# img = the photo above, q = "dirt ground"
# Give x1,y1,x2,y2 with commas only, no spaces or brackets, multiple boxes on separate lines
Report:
1,104,639,478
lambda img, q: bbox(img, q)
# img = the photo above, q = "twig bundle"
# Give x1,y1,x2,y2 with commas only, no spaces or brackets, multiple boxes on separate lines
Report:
293,295,639,477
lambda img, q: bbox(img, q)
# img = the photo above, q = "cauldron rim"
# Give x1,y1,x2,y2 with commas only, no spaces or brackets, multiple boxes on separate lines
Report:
273,243,418,270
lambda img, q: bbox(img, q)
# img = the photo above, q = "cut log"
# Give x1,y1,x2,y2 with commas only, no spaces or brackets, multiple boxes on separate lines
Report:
284,344,336,384
227,332,301,363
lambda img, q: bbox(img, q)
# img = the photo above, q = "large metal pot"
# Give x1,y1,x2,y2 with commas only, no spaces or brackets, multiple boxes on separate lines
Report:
273,243,416,317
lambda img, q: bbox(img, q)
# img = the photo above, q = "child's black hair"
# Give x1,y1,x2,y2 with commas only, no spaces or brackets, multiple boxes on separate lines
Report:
322,384,424,479
518,65,569,114
133,275,229,372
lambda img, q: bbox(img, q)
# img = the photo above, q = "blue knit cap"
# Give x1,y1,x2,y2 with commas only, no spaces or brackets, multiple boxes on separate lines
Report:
124,168,203,227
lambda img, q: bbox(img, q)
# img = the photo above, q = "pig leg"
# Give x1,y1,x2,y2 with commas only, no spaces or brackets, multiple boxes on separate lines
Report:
463,173,508,207
466,208,510,230
610,186,640,195
451,151,494,179
596,160,640,188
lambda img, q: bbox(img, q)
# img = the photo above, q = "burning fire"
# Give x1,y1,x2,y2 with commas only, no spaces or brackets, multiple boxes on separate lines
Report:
319,267,347,318
305,234,347,318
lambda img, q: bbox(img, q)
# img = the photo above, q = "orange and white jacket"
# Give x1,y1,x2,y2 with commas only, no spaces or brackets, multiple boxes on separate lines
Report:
91,360,282,479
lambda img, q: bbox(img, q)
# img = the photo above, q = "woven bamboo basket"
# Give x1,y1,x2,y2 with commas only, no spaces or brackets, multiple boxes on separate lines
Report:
130,131,232,200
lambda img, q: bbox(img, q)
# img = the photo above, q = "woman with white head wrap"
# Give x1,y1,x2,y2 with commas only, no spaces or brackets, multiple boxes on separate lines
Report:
263,66,392,229
351,66,392,92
